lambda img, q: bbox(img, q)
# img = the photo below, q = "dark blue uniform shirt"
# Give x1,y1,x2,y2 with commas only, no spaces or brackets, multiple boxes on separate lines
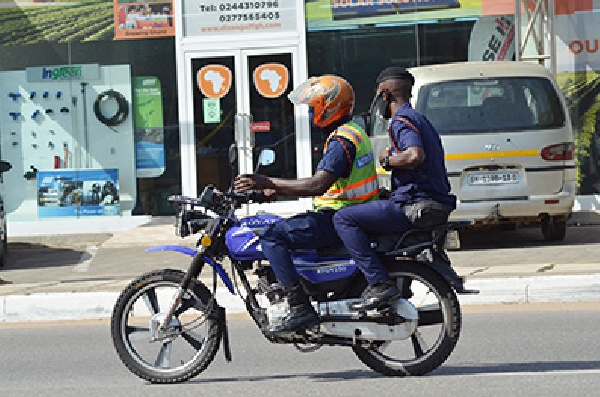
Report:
389,103,456,208
316,135,356,179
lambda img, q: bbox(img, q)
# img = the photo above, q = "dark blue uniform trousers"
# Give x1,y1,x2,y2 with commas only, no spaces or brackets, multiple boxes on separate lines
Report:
259,210,342,287
333,199,413,285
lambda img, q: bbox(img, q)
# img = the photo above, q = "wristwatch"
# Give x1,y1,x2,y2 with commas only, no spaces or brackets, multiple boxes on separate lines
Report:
381,155,391,171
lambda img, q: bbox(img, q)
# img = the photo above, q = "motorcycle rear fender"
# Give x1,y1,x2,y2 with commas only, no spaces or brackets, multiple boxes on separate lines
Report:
146,245,235,294
427,255,479,295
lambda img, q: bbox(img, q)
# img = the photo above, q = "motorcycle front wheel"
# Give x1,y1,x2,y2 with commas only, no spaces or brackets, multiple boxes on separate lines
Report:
111,269,222,383
352,261,461,376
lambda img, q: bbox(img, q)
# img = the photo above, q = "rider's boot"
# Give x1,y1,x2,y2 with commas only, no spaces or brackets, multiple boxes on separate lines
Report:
267,283,319,334
349,279,401,311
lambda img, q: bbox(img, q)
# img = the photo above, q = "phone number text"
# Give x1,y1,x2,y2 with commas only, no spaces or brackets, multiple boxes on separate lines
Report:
219,12,279,21
199,2,280,13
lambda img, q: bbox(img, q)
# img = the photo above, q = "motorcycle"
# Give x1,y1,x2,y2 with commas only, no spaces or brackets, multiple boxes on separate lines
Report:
110,146,477,383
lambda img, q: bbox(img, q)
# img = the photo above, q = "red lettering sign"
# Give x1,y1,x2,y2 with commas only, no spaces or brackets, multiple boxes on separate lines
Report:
251,122,271,132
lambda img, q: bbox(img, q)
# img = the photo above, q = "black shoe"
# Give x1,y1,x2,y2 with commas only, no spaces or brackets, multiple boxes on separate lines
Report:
349,280,401,311
266,283,319,334
266,304,319,334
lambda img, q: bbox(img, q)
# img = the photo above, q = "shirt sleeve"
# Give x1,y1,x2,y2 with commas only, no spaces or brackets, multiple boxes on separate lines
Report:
390,117,423,153
316,136,356,178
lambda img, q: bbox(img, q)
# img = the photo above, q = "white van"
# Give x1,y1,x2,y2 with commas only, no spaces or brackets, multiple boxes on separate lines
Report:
371,61,576,241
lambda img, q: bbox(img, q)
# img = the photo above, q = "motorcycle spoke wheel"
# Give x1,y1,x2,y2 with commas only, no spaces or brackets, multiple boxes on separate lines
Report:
352,262,461,376
111,269,222,383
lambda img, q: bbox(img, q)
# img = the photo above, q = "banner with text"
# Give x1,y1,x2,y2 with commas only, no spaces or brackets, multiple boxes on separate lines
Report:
181,0,298,37
114,0,175,40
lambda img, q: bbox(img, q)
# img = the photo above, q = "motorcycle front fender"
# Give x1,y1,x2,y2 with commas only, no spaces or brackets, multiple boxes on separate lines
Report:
146,245,235,294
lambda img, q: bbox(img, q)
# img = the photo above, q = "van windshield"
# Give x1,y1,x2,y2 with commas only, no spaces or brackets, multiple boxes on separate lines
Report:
416,77,566,134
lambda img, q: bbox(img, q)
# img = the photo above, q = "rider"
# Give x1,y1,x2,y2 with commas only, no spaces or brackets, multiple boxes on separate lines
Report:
333,66,456,311
234,75,379,334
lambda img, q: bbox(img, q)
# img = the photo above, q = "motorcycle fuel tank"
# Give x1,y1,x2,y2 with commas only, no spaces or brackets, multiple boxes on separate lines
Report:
225,213,281,260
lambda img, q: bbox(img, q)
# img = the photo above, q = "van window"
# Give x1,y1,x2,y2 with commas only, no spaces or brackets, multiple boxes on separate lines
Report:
416,77,565,134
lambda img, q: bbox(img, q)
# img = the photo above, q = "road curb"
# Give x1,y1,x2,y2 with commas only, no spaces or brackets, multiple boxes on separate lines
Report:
1,274,599,323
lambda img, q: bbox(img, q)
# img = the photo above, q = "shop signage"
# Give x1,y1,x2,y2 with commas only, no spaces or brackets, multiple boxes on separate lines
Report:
468,15,515,62
557,12,600,72
181,0,297,37
253,63,289,98
26,64,100,83
197,64,233,99
251,121,270,132
114,0,175,40
330,0,460,20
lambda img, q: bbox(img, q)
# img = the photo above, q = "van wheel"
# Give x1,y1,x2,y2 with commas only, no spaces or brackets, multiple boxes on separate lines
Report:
542,219,566,241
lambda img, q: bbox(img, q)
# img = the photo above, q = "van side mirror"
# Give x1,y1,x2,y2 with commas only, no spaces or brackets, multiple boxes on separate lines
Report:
0,161,11,174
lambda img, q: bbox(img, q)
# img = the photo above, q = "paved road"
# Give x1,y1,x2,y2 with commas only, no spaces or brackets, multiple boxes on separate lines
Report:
1,222,599,322
1,303,599,397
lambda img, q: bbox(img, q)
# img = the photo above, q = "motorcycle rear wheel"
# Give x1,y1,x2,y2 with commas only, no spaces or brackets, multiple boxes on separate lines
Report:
352,261,461,376
111,269,222,383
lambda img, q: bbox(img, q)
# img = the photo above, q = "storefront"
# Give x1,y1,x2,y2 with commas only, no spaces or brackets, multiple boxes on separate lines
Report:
0,0,598,234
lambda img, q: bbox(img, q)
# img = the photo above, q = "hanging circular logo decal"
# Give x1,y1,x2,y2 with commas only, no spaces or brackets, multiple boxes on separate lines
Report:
253,63,289,99
197,64,232,99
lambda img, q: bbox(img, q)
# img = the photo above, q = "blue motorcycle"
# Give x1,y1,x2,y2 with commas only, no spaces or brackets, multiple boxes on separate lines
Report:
111,151,475,383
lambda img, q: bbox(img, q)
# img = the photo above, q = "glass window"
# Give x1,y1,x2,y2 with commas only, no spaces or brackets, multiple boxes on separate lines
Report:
0,1,181,219
416,77,566,134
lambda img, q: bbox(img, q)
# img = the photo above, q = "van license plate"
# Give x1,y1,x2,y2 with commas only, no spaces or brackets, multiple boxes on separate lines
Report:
468,171,519,185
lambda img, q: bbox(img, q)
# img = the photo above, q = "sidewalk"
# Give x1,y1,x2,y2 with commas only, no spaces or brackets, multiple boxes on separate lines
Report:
1,219,600,322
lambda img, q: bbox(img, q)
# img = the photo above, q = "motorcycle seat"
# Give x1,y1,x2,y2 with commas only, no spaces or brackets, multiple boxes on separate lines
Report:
315,223,463,258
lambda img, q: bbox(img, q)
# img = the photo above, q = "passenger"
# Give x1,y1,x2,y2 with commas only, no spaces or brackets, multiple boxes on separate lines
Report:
333,67,456,311
234,75,379,334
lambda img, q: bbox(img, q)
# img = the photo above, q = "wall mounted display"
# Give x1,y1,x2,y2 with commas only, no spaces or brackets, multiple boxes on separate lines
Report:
0,64,136,220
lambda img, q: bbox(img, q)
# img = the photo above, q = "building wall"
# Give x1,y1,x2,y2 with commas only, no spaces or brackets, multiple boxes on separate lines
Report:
0,0,598,227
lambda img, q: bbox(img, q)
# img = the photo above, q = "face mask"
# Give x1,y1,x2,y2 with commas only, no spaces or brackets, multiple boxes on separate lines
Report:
308,107,318,129
373,89,392,119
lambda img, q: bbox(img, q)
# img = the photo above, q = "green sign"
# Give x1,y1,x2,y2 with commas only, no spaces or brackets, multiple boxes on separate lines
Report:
133,76,165,178
203,98,221,123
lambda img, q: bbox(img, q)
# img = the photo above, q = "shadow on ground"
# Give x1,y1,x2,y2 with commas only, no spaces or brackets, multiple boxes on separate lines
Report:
457,224,600,250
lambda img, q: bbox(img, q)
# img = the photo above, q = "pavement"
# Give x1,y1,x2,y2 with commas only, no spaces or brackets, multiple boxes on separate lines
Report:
1,215,600,322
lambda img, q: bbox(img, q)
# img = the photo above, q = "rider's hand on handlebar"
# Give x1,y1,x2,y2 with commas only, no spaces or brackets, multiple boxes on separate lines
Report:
234,174,276,192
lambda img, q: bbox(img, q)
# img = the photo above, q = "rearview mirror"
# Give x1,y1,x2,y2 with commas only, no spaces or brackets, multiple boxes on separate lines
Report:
257,149,275,167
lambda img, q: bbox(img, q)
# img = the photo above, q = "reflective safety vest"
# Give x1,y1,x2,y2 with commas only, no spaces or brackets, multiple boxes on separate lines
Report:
313,121,379,211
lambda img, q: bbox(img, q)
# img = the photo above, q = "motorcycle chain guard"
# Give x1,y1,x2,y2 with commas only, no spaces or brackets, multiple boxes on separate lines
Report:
316,299,419,341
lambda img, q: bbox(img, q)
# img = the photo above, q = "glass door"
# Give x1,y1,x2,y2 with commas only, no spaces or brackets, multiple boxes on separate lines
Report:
188,47,302,201
190,54,237,193
242,49,297,199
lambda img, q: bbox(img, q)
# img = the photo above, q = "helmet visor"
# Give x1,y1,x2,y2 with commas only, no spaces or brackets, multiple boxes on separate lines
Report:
287,77,323,106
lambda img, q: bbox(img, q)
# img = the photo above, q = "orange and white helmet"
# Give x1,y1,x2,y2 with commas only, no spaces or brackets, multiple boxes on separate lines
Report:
288,75,355,128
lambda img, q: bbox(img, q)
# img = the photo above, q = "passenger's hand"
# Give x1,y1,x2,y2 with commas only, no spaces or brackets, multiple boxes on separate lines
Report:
263,188,277,199
379,147,392,166
234,174,274,192
378,187,391,199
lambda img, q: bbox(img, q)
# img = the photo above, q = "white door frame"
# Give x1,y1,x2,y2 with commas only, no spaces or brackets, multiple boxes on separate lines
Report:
179,45,311,213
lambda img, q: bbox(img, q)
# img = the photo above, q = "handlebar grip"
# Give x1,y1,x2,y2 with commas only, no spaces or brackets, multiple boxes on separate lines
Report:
249,190,268,204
